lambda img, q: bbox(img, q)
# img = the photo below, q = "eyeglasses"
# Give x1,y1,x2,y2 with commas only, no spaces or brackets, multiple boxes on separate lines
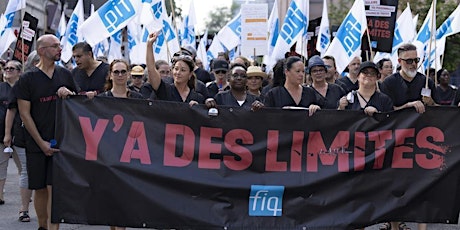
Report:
400,57,420,64
4,67,18,71
215,70,227,74
311,69,326,74
41,44,62,49
112,70,128,75
361,70,378,77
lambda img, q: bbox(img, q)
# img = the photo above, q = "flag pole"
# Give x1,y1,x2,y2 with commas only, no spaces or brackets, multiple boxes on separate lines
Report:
365,28,374,61
425,0,436,89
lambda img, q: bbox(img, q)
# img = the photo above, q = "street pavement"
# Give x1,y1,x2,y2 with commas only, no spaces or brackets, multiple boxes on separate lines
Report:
1,158,460,230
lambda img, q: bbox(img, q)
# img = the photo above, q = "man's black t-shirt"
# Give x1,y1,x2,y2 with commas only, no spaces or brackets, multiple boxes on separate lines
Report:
72,62,109,94
16,66,77,152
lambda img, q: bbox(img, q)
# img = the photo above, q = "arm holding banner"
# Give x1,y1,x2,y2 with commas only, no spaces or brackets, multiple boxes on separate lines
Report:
146,31,162,91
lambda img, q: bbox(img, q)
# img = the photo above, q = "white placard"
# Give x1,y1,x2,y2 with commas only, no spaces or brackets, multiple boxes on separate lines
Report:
241,4,268,58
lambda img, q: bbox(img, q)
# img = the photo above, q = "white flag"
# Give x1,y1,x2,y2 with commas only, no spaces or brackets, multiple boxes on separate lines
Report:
316,0,330,56
0,0,27,56
108,30,123,63
181,0,197,48
56,7,67,40
294,1,310,57
430,4,460,69
61,0,85,62
80,0,143,47
270,0,309,66
206,35,226,65
413,0,435,71
324,0,367,74
216,13,241,51
128,21,145,64
196,30,209,70
266,0,279,57
374,3,415,68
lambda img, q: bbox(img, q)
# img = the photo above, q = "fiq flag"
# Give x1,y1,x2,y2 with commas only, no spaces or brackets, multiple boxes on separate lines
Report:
324,0,367,74
80,0,142,46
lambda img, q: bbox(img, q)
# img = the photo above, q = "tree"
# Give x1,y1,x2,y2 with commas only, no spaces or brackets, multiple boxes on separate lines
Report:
205,6,233,34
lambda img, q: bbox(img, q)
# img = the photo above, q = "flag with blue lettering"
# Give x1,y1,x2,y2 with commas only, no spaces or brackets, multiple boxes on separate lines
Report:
316,0,330,57
0,0,26,56
374,3,415,69
270,0,309,66
80,0,143,47
266,0,279,58
414,1,435,72
128,21,146,64
181,0,197,48
295,1,310,57
108,30,123,63
324,0,367,74
61,0,85,62
206,35,226,66
217,13,241,51
197,29,209,70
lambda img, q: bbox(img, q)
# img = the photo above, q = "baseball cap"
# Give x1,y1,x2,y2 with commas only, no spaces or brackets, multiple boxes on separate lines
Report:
212,59,229,72
359,61,379,74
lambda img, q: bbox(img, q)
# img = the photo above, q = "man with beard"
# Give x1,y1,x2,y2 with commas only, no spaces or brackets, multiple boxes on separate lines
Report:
17,34,77,230
381,43,439,114
71,42,109,97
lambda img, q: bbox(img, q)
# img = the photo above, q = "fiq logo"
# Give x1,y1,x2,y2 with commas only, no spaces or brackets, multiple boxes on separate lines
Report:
249,185,284,216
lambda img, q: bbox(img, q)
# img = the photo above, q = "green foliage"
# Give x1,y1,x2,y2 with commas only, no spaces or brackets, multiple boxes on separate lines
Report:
205,6,233,34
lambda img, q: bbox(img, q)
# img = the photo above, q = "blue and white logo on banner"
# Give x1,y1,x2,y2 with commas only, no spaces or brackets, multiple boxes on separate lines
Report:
279,1,307,44
98,0,136,33
112,30,122,44
436,18,452,39
249,185,284,217
336,14,362,57
319,28,330,50
416,21,430,43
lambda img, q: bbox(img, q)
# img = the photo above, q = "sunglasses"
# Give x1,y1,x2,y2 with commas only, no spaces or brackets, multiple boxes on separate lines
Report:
171,55,193,64
215,70,227,74
132,75,143,79
112,70,128,75
400,57,420,64
361,70,378,77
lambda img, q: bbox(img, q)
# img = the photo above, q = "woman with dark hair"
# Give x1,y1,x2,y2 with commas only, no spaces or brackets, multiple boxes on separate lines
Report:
99,59,144,99
435,68,457,106
376,58,393,82
146,31,204,105
264,56,320,116
262,58,286,95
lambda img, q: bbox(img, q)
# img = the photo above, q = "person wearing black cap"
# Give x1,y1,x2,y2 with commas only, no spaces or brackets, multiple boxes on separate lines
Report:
338,61,393,116
206,59,230,98
307,55,346,109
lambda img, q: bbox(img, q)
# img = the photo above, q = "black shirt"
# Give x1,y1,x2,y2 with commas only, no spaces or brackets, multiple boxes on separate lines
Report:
207,82,230,98
335,76,359,94
155,80,205,104
16,66,77,152
72,62,108,94
381,72,440,107
0,82,12,139
436,85,456,106
345,91,394,112
7,83,26,147
264,86,317,108
194,67,212,84
214,91,258,108
310,83,346,109
98,90,145,99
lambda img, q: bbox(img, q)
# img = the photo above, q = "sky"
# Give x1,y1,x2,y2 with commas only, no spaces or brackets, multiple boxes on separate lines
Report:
175,0,233,34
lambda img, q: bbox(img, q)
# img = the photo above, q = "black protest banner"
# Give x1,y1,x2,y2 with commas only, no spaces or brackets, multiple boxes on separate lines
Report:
363,0,398,53
12,12,38,63
53,96,460,229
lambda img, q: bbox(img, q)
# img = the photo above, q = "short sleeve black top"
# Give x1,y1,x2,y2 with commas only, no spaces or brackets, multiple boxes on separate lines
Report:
436,85,456,106
345,91,394,112
381,72,440,107
0,82,13,139
310,83,346,109
214,91,258,108
155,80,205,104
72,62,109,94
16,66,77,152
98,90,145,99
263,86,316,108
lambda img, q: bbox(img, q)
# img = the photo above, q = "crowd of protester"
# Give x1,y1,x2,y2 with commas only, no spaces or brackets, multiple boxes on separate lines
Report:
0,32,458,230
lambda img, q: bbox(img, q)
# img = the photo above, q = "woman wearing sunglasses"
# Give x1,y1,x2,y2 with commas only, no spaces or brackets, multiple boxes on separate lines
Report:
98,59,144,99
206,59,230,98
146,31,205,106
